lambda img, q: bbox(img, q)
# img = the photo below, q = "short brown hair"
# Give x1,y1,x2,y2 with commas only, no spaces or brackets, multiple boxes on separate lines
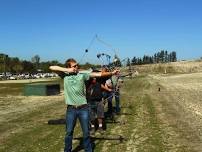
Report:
65,58,77,68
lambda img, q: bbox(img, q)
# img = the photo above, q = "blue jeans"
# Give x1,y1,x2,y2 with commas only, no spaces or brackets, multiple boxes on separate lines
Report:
103,91,113,115
115,91,120,113
64,106,92,152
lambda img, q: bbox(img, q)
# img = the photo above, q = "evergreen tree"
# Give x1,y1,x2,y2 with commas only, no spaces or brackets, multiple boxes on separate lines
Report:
154,53,157,63
131,56,137,65
126,58,131,66
165,50,168,62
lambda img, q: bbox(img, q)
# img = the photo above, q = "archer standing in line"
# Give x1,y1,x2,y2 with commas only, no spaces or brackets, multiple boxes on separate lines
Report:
103,70,123,117
86,77,105,134
111,74,123,114
49,58,119,152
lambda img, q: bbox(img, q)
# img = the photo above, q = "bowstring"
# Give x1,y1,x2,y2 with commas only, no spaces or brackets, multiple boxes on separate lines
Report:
78,35,97,64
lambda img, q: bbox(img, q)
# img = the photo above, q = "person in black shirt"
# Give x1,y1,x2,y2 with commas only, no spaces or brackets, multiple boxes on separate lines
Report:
86,77,105,134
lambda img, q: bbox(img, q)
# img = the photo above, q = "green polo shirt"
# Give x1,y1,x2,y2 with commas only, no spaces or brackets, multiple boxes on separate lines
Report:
63,71,91,105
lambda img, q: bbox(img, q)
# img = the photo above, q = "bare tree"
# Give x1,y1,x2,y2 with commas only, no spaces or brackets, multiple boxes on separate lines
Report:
31,55,40,70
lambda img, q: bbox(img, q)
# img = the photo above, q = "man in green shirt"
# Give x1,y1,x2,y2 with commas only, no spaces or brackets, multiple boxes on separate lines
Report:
49,58,119,152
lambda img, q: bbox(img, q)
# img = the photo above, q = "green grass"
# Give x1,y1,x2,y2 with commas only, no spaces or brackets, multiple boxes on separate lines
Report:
121,77,166,152
1,75,199,151
0,100,65,152
87,76,167,152
0,79,84,152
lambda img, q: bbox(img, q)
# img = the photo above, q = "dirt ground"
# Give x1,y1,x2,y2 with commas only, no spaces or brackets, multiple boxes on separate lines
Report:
0,94,64,142
1,73,202,151
150,72,202,118
98,72,202,152
148,73,202,151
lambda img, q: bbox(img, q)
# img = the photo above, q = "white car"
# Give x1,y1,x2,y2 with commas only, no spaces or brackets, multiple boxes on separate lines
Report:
9,76,17,80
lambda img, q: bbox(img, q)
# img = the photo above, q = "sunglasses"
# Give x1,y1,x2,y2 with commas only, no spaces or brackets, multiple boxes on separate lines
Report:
71,64,78,68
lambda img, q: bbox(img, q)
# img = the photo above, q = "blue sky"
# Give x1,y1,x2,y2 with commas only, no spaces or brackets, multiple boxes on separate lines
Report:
0,0,202,63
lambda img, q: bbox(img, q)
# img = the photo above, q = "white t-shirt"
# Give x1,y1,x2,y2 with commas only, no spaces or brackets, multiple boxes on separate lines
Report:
106,79,112,87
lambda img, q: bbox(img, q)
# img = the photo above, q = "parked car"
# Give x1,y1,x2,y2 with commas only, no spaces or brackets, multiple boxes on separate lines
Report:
8,75,17,80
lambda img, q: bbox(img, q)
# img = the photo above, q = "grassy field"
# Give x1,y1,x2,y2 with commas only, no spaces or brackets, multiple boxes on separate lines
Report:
1,71,202,151
135,60,202,74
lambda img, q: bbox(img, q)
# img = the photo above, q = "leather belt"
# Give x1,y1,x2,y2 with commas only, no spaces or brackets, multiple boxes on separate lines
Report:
67,104,88,109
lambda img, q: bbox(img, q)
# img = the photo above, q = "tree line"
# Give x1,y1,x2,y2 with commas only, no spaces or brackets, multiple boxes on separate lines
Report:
130,50,177,65
0,54,60,73
0,53,99,74
0,50,177,73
